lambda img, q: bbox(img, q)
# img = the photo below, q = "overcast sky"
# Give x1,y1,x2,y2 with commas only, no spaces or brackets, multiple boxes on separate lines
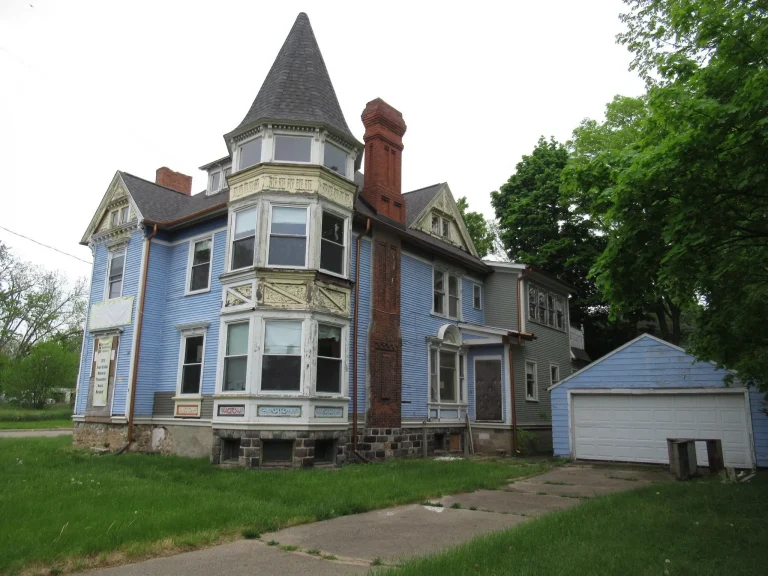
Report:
0,0,644,284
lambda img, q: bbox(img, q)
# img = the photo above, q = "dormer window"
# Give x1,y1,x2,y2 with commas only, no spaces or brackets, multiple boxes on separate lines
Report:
238,137,262,171
323,142,348,177
110,206,129,228
442,219,450,237
431,213,450,238
274,135,311,163
432,215,440,234
209,171,221,192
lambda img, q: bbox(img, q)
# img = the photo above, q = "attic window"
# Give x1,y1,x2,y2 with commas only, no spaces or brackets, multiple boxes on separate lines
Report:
209,171,221,193
432,215,440,234
442,218,450,237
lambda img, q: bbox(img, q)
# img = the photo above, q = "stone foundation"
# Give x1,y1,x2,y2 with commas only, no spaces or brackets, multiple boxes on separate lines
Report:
471,426,553,456
73,421,212,458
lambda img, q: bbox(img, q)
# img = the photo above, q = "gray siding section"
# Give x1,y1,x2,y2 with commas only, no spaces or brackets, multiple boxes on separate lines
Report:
483,270,519,331
152,392,213,419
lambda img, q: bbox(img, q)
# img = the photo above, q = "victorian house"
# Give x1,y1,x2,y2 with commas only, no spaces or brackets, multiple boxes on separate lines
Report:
74,13,576,466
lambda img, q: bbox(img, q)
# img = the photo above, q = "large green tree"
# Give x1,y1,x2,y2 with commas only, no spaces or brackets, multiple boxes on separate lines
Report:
3,340,79,408
596,0,768,388
456,197,495,258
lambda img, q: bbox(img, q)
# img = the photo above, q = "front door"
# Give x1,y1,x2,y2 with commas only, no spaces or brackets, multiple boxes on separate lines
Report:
475,359,502,421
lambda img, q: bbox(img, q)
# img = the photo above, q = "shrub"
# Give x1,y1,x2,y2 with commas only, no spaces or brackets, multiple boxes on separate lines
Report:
3,341,78,409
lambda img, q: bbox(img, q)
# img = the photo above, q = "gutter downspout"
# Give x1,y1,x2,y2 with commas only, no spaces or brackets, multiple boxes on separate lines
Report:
512,265,534,455
126,224,158,444
352,218,372,463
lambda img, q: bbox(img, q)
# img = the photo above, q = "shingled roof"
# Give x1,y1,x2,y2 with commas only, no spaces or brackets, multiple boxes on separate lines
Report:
228,13,358,146
403,183,444,227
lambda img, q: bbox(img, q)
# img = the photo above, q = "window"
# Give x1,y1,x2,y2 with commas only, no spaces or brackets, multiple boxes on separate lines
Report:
107,251,125,299
209,171,221,192
528,285,537,320
538,291,546,323
320,211,345,275
547,294,555,326
223,323,248,392
268,206,307,267
432,215,440,234
119,206,129,223
261,321,302,391
316,324,342,393
442,218,450,237
550,364,560,386
556,297,565,329
180,335,204,394
274,135,311,163
448,275,459,318
458,354,465,402
439,351,457,402
430,346,463,404
223,166,232,182
527,283,567,331
231,208,257,270
433,270,444,314
110,210,119,227
188,238,212,293
473,284,482,310
430,349,438,402
323,142,348,176
238,138,262,170
525,361,538,401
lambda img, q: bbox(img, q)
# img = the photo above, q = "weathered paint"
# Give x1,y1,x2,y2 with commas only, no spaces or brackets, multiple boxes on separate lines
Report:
467,344,506,423
348,237,371,416
461,277,484,326
551,335,739,458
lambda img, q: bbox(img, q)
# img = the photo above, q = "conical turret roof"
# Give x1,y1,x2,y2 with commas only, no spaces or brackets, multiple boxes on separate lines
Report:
229,13,357,144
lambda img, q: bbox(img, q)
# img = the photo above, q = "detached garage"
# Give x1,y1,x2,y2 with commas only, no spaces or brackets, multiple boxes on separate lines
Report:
550,334,768,469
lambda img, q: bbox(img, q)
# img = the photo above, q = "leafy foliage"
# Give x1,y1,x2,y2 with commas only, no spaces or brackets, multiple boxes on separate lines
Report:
599,0,768,388
455,197,496,258
3,340,79,408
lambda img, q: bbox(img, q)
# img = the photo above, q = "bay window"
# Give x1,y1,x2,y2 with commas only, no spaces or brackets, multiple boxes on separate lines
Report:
231,208,257,270
261,321,302,391
323,142,348,176
316,324,342,393
188,238,212,293
320,211,345,275
238,137,262,171
268,206,308,267
527,283,567,331
107,251,125,299
223,323,249,392
274,135,311,163
179,335,204,395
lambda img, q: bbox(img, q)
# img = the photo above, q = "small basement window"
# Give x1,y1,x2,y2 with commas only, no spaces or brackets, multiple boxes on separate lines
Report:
261,440,294,465
314,439,336,464
221,437,240,463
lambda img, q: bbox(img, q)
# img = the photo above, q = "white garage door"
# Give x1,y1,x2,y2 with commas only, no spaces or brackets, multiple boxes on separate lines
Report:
572,392,752,468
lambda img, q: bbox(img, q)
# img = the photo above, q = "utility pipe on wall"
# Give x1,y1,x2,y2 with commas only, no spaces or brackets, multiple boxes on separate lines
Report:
127,224,158,444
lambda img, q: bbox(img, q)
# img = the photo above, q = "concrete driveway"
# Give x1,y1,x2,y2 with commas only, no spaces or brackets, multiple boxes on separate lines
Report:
80,462,668,575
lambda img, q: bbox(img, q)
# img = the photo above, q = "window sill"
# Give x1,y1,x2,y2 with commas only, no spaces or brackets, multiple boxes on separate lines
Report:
173,394,202,401
184,288,211,297
319,268,348,281
525,397,539,403
430,312,460,322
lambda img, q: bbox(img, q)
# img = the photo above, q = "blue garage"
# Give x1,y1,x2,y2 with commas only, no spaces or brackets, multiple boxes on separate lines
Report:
549,334,766,469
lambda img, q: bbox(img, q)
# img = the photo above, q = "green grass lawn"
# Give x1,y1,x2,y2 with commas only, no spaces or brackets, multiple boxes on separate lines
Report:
0,436,550,575
0,403,72,429
383,473,768,576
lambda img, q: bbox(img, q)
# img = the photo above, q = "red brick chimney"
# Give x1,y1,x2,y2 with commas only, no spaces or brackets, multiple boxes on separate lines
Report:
155,167,192,195
360,98,407,224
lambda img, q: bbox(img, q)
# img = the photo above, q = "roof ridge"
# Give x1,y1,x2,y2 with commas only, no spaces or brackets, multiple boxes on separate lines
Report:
119,171,190,197
402,182,444,195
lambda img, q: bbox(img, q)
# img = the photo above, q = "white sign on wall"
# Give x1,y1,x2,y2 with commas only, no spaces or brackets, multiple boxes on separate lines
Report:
92,337,113,407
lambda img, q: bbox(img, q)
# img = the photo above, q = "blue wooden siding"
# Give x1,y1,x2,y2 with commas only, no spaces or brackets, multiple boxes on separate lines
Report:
750,390,768,467
461,278,484,326
75,230,143,415
349,237,371,415
551,335,736,457
467,345,506,423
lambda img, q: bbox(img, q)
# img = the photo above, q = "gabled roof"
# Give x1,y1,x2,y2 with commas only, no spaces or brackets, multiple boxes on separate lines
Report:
120,172,229,227
228,13,358,146
403,183,444,227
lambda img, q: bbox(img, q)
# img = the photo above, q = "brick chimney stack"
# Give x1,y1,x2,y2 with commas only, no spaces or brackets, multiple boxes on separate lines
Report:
156,167,193,195
360,98,407,224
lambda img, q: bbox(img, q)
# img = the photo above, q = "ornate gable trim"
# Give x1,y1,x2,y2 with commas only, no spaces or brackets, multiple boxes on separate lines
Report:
410,184,479,258
80,172,144,245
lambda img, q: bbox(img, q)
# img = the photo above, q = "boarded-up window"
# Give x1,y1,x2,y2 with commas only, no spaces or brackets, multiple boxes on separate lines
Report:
475,359,502,421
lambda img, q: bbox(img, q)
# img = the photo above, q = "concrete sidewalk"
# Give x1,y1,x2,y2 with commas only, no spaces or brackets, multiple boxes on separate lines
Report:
0,428,72,438
79,463,668,575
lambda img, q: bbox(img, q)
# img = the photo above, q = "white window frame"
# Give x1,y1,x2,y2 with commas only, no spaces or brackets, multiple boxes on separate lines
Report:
266,203,310,270
319,208,348,278
550,363,560,387
110,210,119,227
217,315,253,395
105,250,126,300
427,330,465,406
185,234,214,296
314,319,347,397
321,140,349,178
473,284,482,310
119,206,129,224
527,282,567,332
431,214,440,234
236,136,264,172
525,360,538,402
257,317,305,395
432,268,461,320
208,170,222,194
175,327,207,397
272,133,313,165
228,205,258,272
